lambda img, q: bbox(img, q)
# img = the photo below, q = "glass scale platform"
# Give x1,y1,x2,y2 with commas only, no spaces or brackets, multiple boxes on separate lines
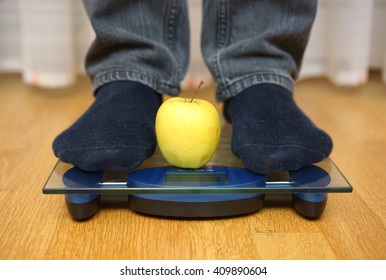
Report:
43,126,352,220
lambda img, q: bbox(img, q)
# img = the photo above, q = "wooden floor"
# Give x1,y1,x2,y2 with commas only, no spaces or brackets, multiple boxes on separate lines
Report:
0,72,385,260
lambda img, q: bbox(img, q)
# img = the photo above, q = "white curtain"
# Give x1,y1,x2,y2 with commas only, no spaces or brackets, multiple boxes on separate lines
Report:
0,0,385,89
0,0,93,87
301,0,386,85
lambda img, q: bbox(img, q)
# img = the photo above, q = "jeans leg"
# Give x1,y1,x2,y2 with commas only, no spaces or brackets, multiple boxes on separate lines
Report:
201,0,317,100
83,0,189,95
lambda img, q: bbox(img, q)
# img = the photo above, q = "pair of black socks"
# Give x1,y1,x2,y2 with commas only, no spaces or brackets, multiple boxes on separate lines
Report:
53,81,332,174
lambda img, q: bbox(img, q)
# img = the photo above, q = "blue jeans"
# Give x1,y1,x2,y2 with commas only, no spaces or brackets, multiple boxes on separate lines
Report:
83,0,316,100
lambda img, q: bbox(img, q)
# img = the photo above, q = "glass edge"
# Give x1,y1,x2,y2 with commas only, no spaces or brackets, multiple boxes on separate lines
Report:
41,160,60,194
330,159,353,189
42,186,353,195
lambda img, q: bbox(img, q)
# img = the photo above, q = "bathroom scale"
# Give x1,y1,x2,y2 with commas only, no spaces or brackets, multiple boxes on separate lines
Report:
43,125,352,220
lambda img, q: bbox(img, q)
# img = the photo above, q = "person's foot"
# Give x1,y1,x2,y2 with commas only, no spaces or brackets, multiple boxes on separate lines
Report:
223,83,333,174
53,81,162,172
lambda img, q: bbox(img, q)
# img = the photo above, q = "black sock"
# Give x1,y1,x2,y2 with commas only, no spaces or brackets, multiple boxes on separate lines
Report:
53,81,162,172
223,83,333,174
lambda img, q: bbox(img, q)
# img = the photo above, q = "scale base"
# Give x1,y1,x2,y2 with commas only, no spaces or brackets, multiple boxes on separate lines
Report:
129,195,264,218
64,192,328,220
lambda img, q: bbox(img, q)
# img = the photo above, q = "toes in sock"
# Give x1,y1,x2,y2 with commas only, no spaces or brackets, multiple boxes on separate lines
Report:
224,83,333,174
53,81,162,172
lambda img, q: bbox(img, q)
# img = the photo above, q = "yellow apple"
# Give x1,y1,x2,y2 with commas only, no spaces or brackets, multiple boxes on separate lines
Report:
155,96,221,169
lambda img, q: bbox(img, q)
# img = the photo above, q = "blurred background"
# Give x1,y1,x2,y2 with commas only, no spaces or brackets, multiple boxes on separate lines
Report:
0,0,385,90
1,0,385,261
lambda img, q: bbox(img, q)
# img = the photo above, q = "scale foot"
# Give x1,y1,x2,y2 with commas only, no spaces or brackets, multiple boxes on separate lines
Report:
292,193,328,219
65,194,100,220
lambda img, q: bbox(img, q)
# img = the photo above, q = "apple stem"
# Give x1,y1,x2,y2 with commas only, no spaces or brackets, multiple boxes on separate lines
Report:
190,81,204,103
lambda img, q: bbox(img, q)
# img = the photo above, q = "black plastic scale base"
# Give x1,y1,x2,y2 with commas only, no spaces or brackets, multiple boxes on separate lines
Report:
43,127,352,220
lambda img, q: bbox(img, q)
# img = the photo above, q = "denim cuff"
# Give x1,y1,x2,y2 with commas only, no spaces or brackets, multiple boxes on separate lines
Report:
216,71,295,101
91,68,181,96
